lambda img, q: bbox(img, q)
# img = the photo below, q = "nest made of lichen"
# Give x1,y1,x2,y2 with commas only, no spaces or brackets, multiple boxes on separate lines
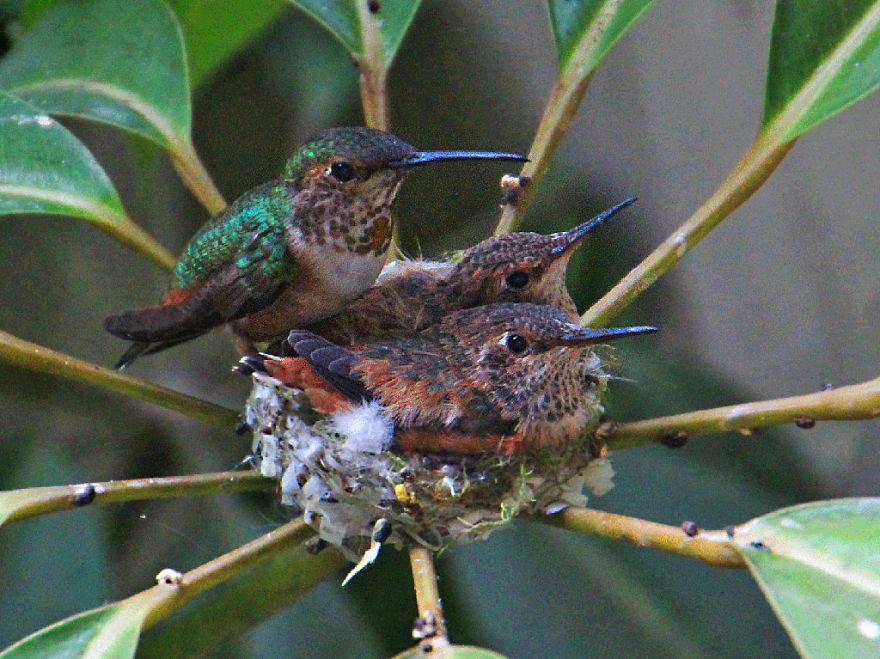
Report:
245,367,614,563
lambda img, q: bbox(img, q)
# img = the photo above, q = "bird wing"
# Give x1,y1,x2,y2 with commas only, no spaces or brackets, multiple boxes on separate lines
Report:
104,183,296,343
285,329,465,428
286,329,371,402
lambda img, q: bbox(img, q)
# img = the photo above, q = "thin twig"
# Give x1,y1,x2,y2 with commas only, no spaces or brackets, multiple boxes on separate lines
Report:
140,517,315,630
494,2,642,235
581,135,795,327
494,67,595,235
607,376,880,450
137,545,343,657
0,471,274,527
0,329,240,428
99,210,177,271
356,0,389,131
355,0,398,259
539,507,744,568
408,545,450,650
170,137,227,215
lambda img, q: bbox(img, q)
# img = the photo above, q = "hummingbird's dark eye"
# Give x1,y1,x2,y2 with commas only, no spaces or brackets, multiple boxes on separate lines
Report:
506,333,528,354
505,271,529,289
329,161,355,182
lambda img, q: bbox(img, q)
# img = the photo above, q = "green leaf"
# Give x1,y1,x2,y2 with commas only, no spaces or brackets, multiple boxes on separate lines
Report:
0,92,122,219
763,1,880,140
0,0,190,149
546,0,656,69
287,0,422,66
167,0,287,87
0,601,149,659
735,499,880,657
0,91,175,269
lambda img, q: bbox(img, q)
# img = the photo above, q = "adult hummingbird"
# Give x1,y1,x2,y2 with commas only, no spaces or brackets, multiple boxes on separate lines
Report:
242,303,657,454
300,197,636,348
103,127,527,368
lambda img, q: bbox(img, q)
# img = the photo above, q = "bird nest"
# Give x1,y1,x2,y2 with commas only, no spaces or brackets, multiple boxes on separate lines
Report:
244,363,614,571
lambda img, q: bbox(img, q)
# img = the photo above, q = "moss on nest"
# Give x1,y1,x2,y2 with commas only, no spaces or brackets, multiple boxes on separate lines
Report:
245,370,613,564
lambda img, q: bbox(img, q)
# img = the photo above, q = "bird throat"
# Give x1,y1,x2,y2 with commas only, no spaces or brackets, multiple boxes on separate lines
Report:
294,176,402,259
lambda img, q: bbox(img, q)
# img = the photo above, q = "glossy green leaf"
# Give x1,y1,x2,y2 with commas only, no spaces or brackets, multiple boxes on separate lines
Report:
0,601,148,659
167,0,287,87
287,0,422,66
20,0,286,89
0,92,123,219
763,1,880,140
546,0,655,68
0,0,190,148
0,92,175,269
735,499,880,657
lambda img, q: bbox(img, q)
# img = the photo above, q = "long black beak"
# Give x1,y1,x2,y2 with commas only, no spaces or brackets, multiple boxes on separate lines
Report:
388,151,528,169
550,197,637,257
558,324,658,346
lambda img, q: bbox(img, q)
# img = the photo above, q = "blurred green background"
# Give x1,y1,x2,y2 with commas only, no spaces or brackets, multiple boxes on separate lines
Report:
0,1,878,656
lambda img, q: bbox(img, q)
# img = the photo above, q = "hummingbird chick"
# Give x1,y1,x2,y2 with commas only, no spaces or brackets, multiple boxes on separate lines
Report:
302,197,636,348
247,302,656,455
103,127,526,368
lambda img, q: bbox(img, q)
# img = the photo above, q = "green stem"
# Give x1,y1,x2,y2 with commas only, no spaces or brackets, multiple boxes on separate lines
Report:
170,137,227,215
356,0,389,131
0,329,240,428
356,0,399,257
408,546,449,649
607,376,880,451
98,209,176,271
139,517,315,630
580,132,796,327
0,471,274,527
539,507,744,568
494,2,640,235
138,545,343,657
493,71,594,235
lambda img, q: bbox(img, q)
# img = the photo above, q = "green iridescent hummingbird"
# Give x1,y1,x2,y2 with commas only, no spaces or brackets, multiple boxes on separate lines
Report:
103,127,526,368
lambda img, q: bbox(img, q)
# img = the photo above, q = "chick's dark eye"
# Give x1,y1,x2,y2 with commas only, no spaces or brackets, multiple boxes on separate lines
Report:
329,161,355,182
505,271,529,289
506,333,528,353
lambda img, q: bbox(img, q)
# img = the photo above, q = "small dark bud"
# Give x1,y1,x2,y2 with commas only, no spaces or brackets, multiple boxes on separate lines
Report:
73,484,97,507
305,537,329,554
681,520,699,537
412,611,437,640
795,417,816,429
373,519,393,543
500,174,530,206
421,643,433,653
234,420,251,435
660,430,688,448
368,0,380,12
750,540,770,552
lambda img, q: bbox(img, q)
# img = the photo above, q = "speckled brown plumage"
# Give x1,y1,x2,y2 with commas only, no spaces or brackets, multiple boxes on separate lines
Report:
303,198,636,348
262,302,657,454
